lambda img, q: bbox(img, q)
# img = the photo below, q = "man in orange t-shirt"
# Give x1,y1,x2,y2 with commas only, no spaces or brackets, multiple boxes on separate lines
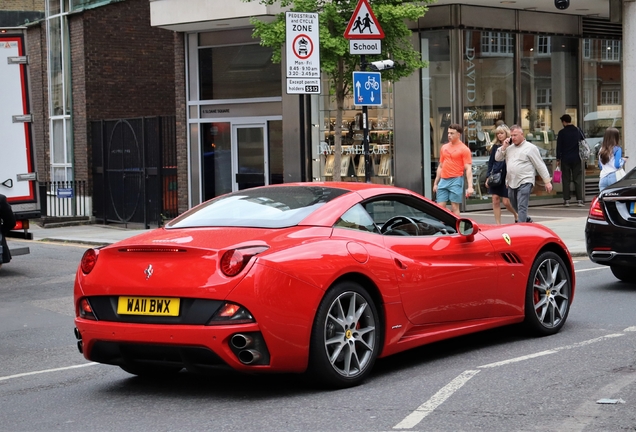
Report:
433,124,474,216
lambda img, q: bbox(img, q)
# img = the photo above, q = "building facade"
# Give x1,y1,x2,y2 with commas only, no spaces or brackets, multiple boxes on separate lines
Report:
4,0,627,221
151,0,626,213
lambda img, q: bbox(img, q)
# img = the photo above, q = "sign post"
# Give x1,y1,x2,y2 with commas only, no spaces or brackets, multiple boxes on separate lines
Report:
285,12,321,94
344,0,385,182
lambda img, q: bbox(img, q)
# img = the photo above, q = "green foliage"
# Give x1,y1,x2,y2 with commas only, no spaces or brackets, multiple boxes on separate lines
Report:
249,0,432,98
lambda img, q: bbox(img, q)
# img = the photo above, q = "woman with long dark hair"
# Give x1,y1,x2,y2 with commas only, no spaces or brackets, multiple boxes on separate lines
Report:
598,127,625,192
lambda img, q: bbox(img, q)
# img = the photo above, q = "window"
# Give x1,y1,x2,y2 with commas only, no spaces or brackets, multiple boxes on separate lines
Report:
198,44,281,100
335,204,380,233
537,36,551,55
481,32,514,56
47,0,73,181
536,88,551,106
601,40,621,62
583,39,591,59
362,197,456,236
601,89,620,105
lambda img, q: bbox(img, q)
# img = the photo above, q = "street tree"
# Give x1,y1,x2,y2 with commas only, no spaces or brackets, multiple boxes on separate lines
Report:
248,0,432,181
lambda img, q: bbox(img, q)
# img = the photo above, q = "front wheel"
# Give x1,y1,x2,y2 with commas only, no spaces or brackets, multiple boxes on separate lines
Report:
524,251,571,336
610,265,636,283
308,281,381,388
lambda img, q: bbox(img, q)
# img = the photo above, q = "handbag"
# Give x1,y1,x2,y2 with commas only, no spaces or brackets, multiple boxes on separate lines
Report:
553,166,562,183
487,171,502,187
578,128,591,161
615,168,626,181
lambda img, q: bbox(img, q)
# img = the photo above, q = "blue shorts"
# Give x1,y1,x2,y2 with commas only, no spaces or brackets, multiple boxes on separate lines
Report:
437,176,465,204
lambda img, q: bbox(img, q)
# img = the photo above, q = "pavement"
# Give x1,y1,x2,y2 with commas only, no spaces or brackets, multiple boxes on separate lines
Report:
8,203,589,257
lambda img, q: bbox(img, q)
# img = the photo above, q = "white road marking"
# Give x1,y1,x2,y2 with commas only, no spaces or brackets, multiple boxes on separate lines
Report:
0,362,97,382
478,349,557,369
575,267,608,273
393,370,480,429
625,326,636,332
395,332,632,429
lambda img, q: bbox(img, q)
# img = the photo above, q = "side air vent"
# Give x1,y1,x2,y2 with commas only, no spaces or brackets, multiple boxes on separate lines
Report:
118,247,187,253
582,17,622,39
501,252,522,264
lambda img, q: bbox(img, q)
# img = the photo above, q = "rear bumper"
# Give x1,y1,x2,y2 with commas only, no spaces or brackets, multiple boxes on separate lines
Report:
585,219,636,266
74,319,307,373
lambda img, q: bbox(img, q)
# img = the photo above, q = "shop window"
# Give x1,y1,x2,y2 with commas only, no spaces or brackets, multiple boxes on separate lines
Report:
198,44,281,100
316,78,394,184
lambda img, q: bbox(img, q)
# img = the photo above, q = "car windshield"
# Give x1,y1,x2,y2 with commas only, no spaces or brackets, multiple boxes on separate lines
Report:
166,186,349,229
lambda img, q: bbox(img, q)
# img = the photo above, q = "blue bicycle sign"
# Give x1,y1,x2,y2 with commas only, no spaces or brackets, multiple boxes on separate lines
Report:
353,71,382,106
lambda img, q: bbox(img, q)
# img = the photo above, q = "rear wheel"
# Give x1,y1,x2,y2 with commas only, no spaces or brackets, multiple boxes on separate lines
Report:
610,265,636,283
524,251,571,336
308,281,380,388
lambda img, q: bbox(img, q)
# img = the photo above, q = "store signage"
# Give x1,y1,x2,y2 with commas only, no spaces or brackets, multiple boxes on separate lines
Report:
349,39,381,55
465,46,478,150
285,11,321,95
344,0,385,40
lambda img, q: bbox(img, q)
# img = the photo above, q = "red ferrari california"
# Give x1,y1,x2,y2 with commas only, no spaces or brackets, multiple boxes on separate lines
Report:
74,183,574,388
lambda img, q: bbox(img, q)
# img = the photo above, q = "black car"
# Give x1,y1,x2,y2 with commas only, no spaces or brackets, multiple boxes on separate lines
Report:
585,168,636,282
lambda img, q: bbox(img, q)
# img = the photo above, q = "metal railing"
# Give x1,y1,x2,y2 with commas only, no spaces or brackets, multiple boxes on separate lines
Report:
39,180,91,218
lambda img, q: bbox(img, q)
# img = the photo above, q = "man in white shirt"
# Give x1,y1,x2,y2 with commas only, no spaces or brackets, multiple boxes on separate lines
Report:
495,125,553,223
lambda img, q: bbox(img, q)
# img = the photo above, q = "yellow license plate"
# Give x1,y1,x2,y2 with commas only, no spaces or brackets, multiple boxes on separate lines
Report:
117,296,180,316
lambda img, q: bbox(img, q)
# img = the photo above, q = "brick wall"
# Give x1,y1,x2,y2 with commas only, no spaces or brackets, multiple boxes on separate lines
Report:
0,0,44,11
81,0,176,121
26,23,49,181
173,31,188,214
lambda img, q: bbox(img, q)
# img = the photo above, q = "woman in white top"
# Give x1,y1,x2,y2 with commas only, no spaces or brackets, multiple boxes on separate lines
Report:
598,127,626,192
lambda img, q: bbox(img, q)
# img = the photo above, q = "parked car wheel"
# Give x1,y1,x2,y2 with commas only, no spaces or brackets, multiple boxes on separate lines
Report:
524,251,571,336
610,265,636,283
308,281,380,388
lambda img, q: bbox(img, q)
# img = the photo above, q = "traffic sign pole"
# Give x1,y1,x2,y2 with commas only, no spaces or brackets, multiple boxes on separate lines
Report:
361,55,371,183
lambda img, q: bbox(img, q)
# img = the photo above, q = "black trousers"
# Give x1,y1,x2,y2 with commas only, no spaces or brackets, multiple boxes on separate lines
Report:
561,160,583,202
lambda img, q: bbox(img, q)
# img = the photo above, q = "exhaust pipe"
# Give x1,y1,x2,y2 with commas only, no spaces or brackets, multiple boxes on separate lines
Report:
77,341,83,354
591,251,615,262
230,333,253,349
238,349,262,365
74,327,82,340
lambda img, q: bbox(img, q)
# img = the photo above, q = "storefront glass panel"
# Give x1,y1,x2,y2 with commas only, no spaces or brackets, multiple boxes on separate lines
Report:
520,35,578,200
317,78,394,183
422,30,452,198
462,30,515,204
582,38,622,181
201,122,232,201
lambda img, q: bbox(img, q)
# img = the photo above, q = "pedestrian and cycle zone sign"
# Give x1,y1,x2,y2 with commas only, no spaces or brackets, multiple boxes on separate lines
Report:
353,71,382,106
285,11,321,94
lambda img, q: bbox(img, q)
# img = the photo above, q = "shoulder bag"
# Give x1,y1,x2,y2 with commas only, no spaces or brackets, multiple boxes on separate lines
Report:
578,128,591,161
487,171,502,187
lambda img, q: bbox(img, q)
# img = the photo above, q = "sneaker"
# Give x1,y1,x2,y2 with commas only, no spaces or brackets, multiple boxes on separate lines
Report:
563,201,570,207
577,201,584,207
526,217,533,223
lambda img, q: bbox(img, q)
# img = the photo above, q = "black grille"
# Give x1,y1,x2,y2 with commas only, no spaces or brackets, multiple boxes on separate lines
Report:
89,296,223,324
90,341,227,369
501,252,522,264
582,17,622,39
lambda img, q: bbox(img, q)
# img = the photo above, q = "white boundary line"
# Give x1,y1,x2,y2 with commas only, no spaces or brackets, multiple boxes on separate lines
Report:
0,362,97,382
393,331,631,429
393,370,480,429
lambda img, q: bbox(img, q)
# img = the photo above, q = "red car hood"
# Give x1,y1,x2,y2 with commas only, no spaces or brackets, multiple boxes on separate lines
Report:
77,226,329,298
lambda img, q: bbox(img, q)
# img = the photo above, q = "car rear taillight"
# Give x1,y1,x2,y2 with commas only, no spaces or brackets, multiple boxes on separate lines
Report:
220,246,269,277
588,196,605,221
80,249,99,274
78,298,97,320
208,302,254,325
13,219,28,230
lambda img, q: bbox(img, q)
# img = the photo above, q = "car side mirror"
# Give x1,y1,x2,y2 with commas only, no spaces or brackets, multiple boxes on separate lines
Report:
457,218,478,237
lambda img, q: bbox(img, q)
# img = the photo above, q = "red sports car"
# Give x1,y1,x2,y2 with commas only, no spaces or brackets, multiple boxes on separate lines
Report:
73,183,575,388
